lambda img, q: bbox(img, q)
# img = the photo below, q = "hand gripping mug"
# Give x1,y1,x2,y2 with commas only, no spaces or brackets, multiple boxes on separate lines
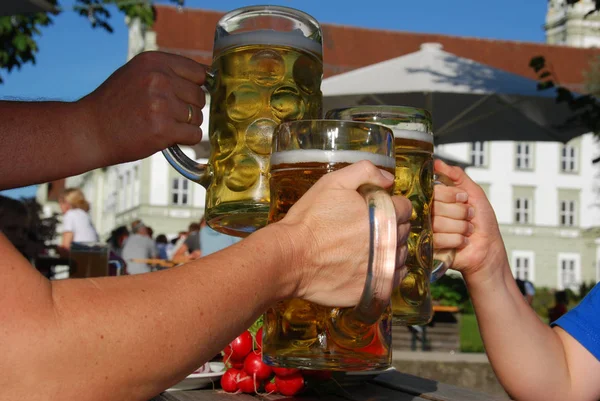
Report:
262,120,403,371
326,106,456,325
163,6,324,237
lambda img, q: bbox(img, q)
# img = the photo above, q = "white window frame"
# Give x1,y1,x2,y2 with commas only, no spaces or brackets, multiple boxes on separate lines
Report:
511,250,535,283
133,166,141,206
515,197,530,224
515,142,532,170
171,177,190,206
557,253,581,291
560,144,577,173
118,175,125,212
125,171,132,210
470,141,487,167
559,200,576,227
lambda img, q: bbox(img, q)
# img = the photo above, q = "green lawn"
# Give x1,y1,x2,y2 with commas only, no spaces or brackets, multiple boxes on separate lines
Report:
460,314,485,353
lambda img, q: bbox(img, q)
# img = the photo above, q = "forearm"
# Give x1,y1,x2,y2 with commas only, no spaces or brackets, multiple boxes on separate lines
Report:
0,100,101,189
5,225,297,401
465,253,572,401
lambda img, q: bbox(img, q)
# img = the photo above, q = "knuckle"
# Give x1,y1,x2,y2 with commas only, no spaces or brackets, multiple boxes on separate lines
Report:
145,71,171,92
357,159,378,175
148,96,169,114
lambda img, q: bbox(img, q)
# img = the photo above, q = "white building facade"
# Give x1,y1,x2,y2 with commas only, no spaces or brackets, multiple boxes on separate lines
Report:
438,135,600,290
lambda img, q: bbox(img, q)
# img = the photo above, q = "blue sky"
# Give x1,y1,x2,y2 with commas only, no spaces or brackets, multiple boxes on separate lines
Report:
0,0,549,199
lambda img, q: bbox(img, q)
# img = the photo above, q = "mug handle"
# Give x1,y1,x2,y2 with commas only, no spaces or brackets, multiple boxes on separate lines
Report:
430,172,456,283
161,71,216,187
330,184,399,333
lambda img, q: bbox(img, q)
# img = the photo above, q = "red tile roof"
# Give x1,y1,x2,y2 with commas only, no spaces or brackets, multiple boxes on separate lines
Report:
154,5,599,89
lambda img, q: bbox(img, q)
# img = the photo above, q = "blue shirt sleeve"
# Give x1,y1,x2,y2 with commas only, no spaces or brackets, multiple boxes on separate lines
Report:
553,283,600,361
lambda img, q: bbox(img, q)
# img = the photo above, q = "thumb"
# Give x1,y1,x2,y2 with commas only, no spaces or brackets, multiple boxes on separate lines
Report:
434,159,482,196
316,159,395,191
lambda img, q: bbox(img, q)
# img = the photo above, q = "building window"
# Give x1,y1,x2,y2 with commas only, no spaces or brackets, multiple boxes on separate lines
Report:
172,177,189,206
515,197,530,224
470,142,486,167
559,257,578,291
559,200,576,227
133,166,140,206
560,144,577,173
125,171,131,210
515,142,532,170
514,256,532,281
118,175,125,212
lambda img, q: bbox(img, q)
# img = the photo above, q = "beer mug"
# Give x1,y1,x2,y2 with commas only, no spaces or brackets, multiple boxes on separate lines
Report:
163,6,324,237
262,120,402,371
326,106,455,325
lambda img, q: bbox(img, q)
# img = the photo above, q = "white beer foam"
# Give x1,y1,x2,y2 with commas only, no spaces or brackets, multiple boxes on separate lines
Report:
391,128,434,144
214,30,322,56
271,149,395,170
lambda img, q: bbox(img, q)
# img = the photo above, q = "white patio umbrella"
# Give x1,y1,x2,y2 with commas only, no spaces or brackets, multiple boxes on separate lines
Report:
322,43,590,145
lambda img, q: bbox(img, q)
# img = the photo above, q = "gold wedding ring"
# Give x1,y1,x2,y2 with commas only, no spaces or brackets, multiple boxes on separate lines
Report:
186,104,193,124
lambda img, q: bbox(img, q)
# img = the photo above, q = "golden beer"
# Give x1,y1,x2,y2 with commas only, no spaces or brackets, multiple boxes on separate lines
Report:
391,131,434,325
264,150,396,370
163,6,323,238
325,106,439,325
206,40,323,236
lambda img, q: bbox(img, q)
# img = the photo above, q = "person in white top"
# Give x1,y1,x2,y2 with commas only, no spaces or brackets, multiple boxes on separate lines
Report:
59,188,99,251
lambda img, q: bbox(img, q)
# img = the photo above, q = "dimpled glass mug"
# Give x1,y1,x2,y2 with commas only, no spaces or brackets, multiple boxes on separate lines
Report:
326,106,455,325
262,120,404,371
163,6,323,237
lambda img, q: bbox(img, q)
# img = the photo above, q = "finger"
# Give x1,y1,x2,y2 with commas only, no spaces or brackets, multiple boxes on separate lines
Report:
171,74,207,109
433,216,474,236
396,221,410,247
172,98,204,127
317,160,395,191
434,185,469,204
434,233,469,249
433,201,474,220
168,54,209,85
392,196,413,225
434,159,482,195
172,122,203,146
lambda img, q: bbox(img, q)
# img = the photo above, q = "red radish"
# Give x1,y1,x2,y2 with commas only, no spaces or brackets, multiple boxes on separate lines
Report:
264,381,277,394
275,372,305,396
243,351,272,381
272,367,300,378
220,368,240,393
254,327,263,350
224,331,253,361
237,370,260,394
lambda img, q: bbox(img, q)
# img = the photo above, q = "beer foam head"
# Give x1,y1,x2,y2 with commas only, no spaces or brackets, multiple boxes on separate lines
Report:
271,149,395,170
391,128,433,144
214,30,322,56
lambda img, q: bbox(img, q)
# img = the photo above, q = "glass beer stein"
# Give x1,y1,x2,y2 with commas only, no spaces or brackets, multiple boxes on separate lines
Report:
326,106,455,325
262,120,403,371
163,6,323,237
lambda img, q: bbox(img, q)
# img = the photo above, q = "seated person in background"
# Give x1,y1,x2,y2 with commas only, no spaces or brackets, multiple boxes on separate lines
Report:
173,222,201,260
121,220,156,275
58,188,99,252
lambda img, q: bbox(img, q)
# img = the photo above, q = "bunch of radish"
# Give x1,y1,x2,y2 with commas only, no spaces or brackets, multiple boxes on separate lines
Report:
220,328,331,396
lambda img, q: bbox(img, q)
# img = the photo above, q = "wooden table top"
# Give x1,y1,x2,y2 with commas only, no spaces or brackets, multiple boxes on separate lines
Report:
151,369,504,401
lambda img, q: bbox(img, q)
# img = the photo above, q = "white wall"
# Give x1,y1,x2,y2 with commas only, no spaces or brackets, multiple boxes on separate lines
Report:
439,134,600,228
